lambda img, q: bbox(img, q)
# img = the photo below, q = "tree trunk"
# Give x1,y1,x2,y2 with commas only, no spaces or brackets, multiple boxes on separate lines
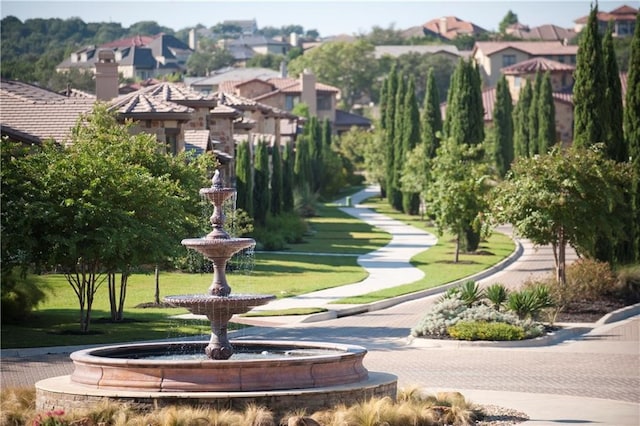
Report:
557,226,567,286
154,265,160,305
454,233,460,263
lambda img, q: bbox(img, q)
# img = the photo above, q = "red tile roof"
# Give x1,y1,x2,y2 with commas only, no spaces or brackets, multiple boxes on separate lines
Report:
501,57,575,75
574,5,638,24
474,41,578,57
100,35,155,48
423,16,487,40
507,24,576,42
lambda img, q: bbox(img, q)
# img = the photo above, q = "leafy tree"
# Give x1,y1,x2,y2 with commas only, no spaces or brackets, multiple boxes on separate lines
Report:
491,146,631,285
282,141,295,212
361,24,406,45
253,139,270,227
603,23,626,162
246,53,286,70
186,47,234,76
573,3,607,148
499,10,519,34
362,127,388,190
235,140,253,216
426,138,492,262
537,72,556,155
270,140,283,216
513,80,533,158
401,76,421,215
492,75,514,177
287,40,379,109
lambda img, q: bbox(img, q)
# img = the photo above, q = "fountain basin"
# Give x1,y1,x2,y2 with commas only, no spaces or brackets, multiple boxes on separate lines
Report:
69,340,369,392
163,294,276,316
181,237,255,259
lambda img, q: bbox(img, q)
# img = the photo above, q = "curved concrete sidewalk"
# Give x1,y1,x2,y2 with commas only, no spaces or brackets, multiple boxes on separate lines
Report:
251,185,437,312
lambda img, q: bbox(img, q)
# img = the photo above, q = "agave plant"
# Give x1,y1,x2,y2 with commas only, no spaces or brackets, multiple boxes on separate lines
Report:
459,280,484,307
485,283,509,310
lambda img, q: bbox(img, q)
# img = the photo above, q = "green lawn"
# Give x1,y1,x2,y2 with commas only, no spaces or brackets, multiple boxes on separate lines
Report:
1,193,515,349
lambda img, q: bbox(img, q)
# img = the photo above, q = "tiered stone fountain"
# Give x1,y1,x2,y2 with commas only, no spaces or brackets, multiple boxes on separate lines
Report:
35,169,397,415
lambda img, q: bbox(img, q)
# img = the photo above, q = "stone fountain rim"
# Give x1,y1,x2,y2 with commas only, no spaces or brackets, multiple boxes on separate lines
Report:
69,340,368,366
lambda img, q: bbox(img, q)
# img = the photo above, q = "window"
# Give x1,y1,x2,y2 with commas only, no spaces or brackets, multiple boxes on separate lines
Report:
317,94,332,111
285,95,299,110
514,76,522,88
502,54,517,67
165,128,179,155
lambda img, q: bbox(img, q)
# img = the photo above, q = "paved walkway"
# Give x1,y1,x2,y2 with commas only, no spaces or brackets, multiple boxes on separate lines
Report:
1,186,638,425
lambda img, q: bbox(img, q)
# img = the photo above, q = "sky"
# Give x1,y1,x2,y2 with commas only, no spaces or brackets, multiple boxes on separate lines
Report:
1,0,638,37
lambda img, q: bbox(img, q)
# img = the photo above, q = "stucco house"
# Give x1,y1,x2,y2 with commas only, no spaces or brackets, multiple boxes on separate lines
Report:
574,4,638,37
505,24,577,42
56,33,192,80
422,16,487,41
472,41,579,87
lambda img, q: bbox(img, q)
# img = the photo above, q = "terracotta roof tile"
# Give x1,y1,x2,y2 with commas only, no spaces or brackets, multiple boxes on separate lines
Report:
575,5,638,24
423,16,487,40
501,57,575,74
109,92,193,116
474,41,578,57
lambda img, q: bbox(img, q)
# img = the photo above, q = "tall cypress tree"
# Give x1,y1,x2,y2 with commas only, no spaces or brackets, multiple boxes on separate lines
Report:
528,72,542,156
391,73,406,211
294,135,312,191
624,14,640,262
447,59,484,146
513,80,532,158
321,118,332,149
573,3,607,148
234,140,253,216
270,140,283,217
537,72,556,154
306,116,323,193
282,141,295,212
492,75,514,177
421,67,443,159
603,23,626,162
253,139,270,227
402,75,421,215
385,66,399,207
443,58,462,138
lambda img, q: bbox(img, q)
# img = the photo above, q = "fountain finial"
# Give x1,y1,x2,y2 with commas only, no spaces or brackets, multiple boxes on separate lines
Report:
212,169,223,189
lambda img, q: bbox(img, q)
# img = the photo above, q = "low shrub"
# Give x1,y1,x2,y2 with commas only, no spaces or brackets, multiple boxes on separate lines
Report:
448,321,526,341
615,264,640,303
1,270,48,323
564,258,617,303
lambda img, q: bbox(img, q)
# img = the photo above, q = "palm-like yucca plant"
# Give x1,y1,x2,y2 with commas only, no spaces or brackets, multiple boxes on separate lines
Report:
485,283,509,310
459,280,484,307
507,285,555,320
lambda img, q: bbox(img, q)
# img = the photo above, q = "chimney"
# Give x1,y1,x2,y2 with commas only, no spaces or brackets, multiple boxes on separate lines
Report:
439,17,448,35
95,49,119,101
189,28,197,50
300,69,317,116
289,32,298,47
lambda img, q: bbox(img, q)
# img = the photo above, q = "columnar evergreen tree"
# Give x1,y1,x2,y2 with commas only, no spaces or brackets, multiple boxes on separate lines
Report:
446,59,484,146
624,13,640,262
492,75,514,177
321,118,332,148
294,134,312,190
537,72,556,155
603,23,626,162
253,139,270,227
527,72,542,156
385,66,399,207
391,73,406,211
441,58,485,251
282,141,295,212
270,140,283,216
401,75,421,215
421,67,443,159
573,3,607,148
235,140,253,216
442,58,461,138
513,80,532,158
306,116,323,193
378,77,390,197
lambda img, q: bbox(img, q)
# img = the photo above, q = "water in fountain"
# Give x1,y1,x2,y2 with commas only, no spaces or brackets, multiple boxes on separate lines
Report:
164,169,275,360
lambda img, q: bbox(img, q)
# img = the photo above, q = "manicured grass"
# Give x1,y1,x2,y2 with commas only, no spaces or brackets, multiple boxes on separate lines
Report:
1,193,514,349
333,197,515,304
